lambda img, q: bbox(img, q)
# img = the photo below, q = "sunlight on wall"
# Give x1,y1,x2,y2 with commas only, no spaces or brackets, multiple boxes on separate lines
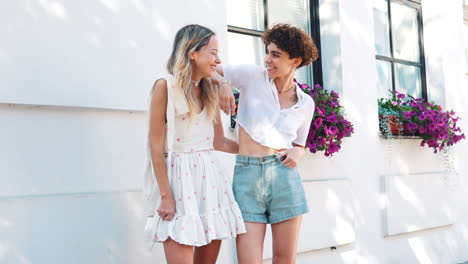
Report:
333,217,355,243
130,0,146,15
326,188,340,211
0,218,10,227
408,237,433,264
341,99,363,125
340,8,373,51
393,176,423,211
341,245,379,264
38,0,68,20
394,156,411,175
0,244,5,259
85,32,103,48
152,9,171,41
100,0,120,14
378,193,387,209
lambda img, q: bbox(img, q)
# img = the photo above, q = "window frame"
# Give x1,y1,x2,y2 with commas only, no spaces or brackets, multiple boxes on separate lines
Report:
375,0,428,100
464,2,468,75
226,0,323,86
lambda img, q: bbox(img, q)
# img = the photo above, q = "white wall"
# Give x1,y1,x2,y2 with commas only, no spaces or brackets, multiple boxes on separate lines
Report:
288,0,468,263
2,0,468,263
0,0,235,263
0,0,227,110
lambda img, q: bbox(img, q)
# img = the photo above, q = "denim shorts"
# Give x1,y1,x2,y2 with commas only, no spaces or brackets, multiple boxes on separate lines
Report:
232,155,309,224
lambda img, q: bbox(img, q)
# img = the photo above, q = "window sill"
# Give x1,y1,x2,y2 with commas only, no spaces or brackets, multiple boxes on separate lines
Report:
379,133,421,139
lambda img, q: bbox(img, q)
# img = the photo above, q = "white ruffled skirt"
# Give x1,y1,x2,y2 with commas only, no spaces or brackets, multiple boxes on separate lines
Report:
152,150,246,247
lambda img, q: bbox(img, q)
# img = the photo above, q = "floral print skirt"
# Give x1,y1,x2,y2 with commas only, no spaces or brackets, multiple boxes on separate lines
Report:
154,150,246,247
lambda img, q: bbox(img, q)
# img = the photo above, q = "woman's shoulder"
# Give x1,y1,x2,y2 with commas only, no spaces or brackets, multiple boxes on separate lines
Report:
151,78,167,96
151,73,175,93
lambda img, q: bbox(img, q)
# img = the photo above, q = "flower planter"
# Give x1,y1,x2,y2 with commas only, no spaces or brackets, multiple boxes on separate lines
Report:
379,90,464,152
379,115,414,136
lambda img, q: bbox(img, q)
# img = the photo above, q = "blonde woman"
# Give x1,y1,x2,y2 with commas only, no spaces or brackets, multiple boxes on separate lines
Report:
143,24,246,264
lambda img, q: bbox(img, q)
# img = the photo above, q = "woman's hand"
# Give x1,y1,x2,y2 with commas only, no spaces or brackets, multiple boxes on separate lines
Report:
211,66,235,115
278,147,305,168
219,82,236,115
157,196,176,221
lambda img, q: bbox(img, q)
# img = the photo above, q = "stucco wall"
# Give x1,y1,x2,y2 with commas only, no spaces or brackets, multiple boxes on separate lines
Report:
1,0,467,263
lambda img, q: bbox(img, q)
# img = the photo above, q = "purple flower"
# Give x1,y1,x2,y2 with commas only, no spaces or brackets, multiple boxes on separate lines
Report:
418,113,427,121
313,117,323,129
438,131,448,139
428,123,437,131
419,126,426,134
326,142,340,156
407,122,418,130
403,111,413,119
316,108,325,117
317,137,326,147
328,101,339,108
329,126,339,135
427,139,437,147
306,141,317,153
395,90,405,99
308,130,316,139
326,114,337,123
324,126,339,136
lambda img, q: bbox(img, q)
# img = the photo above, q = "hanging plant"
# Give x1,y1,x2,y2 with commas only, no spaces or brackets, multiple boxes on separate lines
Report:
295,80,355,157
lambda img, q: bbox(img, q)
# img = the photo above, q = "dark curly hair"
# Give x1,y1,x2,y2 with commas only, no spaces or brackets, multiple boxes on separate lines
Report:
262,24,319,68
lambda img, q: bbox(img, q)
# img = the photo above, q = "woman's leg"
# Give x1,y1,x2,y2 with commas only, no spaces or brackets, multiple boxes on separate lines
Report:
193,240,222,264
163,238,194,264
236,222,267,264
271,215,302,264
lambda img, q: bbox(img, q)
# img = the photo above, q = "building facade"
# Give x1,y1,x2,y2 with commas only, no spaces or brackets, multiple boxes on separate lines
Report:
1,0,468,263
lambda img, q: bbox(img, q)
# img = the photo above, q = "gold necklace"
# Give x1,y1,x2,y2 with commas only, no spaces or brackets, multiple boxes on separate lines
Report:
277,83,295,94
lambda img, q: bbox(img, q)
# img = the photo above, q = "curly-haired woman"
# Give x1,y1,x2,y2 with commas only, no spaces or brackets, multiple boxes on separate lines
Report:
212,24,319,263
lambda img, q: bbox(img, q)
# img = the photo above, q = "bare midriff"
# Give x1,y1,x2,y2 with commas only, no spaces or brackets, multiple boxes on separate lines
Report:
238,126,285,157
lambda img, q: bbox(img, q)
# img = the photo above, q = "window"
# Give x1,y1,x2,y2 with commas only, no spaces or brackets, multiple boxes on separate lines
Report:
464,2,468,74
226,0,322,85
465,22,468,75
373,0,427,100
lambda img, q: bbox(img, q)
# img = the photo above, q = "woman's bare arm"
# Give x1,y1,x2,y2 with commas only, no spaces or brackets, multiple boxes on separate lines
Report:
149,79,175,221
213,111,239,154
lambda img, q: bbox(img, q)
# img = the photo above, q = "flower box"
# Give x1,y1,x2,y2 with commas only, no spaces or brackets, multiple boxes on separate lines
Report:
378,90,465,152
378,114,414,136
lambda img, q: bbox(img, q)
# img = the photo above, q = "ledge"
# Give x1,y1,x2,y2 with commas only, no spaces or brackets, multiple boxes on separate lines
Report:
379,133,421,139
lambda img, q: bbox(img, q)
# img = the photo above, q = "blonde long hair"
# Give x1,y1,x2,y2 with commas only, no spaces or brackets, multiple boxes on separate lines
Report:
167,24,219,122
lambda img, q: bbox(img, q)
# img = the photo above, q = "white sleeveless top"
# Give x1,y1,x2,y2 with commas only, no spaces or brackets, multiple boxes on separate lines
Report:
142,75,246,248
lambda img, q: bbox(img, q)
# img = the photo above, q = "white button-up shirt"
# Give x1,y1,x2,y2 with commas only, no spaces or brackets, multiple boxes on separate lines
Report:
223,64,315,149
